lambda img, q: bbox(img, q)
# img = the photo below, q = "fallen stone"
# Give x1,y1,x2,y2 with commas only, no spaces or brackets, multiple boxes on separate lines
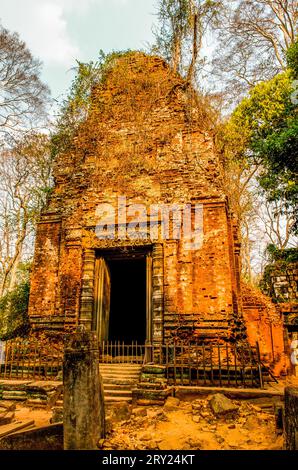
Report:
50,407,63,424
147,409,163,419
139,432,152,441
187,438,202,449
243,415,263,431
209,394,239,417
0,423,62,451
0,402,16,411
108,402,131,422
0,420,35,438
105,417,114,434
192,416,201,423
132,407,147,417
146,440,158,450
159,412,170,422
137,399,164,407
97,439,105,449
0,411,15,426
164,396,180,410
192,399,204,411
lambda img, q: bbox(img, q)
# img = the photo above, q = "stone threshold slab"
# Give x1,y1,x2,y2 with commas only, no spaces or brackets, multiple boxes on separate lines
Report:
175,385,284,399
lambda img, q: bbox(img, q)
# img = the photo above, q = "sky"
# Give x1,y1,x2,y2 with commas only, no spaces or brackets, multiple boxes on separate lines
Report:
0,0,157,102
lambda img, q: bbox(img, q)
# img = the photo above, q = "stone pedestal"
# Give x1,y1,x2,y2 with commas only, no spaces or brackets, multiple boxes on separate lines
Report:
284,386,298,450
63,331,105,450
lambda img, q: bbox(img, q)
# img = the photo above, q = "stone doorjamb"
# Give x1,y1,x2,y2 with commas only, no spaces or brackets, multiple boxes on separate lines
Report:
79,243,164,346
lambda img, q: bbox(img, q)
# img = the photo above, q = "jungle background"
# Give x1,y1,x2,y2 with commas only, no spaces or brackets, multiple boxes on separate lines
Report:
0,0,297,340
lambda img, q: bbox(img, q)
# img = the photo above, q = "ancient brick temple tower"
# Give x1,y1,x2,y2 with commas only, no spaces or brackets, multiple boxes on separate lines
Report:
28,53,285,365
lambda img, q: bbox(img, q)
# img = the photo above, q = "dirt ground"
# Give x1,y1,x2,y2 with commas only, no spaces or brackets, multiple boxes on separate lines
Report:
12,406,52,428
101,394,284,451
2,386,292,451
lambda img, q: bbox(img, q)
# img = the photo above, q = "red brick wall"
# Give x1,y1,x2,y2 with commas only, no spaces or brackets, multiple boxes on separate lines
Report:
27,54,286,359
242,283,288,373
28,219,61,325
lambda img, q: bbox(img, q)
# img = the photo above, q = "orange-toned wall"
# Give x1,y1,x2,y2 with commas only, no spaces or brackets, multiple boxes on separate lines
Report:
242,284,288,374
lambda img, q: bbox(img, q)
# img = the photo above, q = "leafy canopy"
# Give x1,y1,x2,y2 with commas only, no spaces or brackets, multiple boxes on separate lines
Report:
223,41,298,233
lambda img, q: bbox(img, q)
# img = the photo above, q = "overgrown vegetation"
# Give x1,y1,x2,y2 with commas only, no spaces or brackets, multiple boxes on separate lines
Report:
266,244,298,264
223,41,298,236
0,263,31,340
0,2,297,342
260,244,298,302
0,23,50,339
51,50,133,158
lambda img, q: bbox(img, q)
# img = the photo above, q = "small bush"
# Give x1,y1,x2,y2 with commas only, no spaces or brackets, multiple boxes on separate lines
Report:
0,281,31,341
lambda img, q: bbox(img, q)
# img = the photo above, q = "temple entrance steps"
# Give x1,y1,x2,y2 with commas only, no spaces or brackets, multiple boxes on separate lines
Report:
99,363,142,403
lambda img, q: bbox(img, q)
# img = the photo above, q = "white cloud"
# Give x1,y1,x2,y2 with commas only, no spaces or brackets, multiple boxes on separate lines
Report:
0,0,155,99
29,2,79,65
0,0,90,66
49,0,98,14
0,0,139,68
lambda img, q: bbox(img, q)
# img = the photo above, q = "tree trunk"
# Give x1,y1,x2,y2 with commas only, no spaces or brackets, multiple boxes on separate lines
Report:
187,13,198,83
284,386,298,450
172,35,182,74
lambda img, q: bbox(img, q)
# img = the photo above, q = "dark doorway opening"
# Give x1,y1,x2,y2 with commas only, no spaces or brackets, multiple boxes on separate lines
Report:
107,258,147,343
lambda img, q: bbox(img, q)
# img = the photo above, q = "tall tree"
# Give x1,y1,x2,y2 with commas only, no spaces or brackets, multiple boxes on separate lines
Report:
222,43,298,244
0,24,49,141
153,0,221,82
212,0,298,102
0,133,52,296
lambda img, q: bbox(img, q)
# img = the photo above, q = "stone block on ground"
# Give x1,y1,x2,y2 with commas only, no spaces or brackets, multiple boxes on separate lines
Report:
107,402,132,422
50,407,63,424
137,399,165,407
0,411,15,425
0,423,63,450
208,393,238,417
0,420,35,438
164,396,180,410
0,401,16,412
132,407,148,417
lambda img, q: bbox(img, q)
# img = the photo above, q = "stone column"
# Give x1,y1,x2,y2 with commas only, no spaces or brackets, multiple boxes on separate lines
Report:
63,331,105,450
79,249,96,330
152,243,164,355
284,386,298,450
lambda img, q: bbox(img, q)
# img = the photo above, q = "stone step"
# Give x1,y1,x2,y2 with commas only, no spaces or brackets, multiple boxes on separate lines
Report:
105,396,132,403
99,367,141,374
99,363,141,403
99,366,141,373
103,383,134,391
104,389,132,397
99,363,142,368
102,378,138,386
100,374,140,380
100,369,142,373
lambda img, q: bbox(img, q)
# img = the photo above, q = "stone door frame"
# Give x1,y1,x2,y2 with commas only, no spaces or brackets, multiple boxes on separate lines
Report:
79,243,164,346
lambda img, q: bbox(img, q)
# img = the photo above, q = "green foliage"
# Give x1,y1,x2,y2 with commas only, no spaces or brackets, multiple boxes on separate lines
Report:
266,244,298,264
224,59,298,233
0,281,30,340
51,50,133,158
260,244,298,302
287,41,298,79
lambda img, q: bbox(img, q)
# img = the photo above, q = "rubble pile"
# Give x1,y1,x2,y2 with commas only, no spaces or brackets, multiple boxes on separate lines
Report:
99,394,283,451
